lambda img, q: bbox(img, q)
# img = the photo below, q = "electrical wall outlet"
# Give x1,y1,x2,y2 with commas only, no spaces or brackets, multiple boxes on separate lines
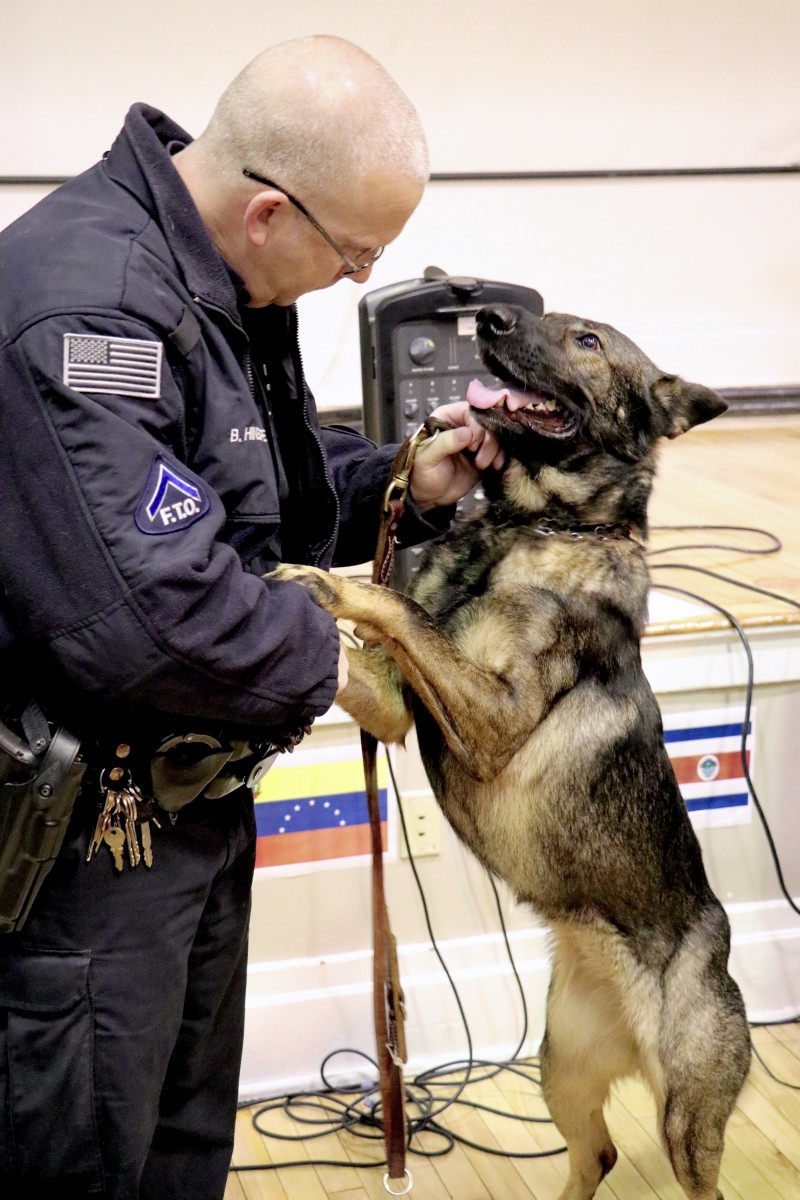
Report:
399,790,442,858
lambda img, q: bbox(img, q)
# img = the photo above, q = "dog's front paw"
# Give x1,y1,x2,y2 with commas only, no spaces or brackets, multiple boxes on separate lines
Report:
267,564,342,613
268,563,319,585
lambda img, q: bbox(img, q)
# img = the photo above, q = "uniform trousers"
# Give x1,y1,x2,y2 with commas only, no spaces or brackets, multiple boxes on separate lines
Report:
0,785,256,1199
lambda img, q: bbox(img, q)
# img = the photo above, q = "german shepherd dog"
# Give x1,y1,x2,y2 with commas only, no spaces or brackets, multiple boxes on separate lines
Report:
272,305,751,1200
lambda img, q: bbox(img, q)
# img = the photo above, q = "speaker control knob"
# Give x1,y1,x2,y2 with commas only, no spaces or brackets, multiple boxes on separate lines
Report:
408,336,436,366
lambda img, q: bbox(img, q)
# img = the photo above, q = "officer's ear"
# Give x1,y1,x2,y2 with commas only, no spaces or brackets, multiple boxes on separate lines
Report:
243,190,290,248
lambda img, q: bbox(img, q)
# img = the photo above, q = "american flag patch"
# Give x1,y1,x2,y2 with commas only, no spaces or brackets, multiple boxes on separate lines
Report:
63,333,162,398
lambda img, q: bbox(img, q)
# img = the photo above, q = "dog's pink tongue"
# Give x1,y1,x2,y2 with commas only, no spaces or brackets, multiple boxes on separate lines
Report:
466,378,509,409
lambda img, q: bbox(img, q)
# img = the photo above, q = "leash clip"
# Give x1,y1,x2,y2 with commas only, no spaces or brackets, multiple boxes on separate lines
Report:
382,424,439,516
384,1041,405,1068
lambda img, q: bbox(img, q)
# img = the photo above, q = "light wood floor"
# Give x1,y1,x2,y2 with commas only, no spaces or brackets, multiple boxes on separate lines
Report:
645,414,800,634
226,1022,800,1200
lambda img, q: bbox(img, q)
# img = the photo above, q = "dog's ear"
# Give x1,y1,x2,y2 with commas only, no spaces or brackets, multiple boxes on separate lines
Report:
652,375,728,439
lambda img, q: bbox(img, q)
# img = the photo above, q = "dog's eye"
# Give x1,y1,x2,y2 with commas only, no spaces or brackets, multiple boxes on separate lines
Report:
578,333,601,350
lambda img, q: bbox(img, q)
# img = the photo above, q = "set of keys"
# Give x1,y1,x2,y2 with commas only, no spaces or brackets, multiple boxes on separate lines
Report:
86,763,160,872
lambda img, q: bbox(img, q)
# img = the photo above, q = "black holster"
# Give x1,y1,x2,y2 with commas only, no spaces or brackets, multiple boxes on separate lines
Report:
0,720,86,933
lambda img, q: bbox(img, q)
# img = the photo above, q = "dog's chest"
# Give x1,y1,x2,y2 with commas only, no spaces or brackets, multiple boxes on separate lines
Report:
410,521,540,623
410,521,592,628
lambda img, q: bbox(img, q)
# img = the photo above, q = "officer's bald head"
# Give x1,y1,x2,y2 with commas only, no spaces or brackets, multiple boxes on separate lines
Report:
192,35,429,207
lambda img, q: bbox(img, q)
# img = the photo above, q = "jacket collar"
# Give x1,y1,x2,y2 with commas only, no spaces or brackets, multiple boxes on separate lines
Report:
104,103,243,324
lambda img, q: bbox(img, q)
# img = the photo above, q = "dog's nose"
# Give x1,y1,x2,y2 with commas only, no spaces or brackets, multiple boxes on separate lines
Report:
476,305,518,337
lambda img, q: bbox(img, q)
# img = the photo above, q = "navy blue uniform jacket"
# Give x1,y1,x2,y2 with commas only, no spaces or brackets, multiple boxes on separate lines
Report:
0,104,447,738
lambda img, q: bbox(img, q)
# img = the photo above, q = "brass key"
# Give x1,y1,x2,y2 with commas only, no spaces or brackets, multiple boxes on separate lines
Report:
137,802,160,869
121,790,141,868
103,826,126,872
140,819,153,868
87,790,119,862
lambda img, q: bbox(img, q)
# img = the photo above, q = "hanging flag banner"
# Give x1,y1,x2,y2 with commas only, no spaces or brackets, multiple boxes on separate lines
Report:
662,705,754,829
254,742,396,876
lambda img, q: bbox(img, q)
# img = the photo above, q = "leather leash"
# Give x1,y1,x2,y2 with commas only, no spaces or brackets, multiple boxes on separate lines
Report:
362,420,438,1196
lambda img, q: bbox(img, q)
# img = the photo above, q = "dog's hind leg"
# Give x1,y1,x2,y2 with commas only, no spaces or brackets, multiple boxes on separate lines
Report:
540,932,636,1200
657,909,751,1200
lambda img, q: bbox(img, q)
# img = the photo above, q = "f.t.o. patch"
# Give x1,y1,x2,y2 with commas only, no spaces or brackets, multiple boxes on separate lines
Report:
135,456,210,535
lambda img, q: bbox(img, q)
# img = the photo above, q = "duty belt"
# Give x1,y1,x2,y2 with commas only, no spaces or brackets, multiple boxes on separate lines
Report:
84,723,310,875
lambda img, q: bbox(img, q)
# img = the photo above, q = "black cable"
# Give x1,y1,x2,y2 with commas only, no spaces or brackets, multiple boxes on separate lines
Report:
652,582,800,921
232,749,566,1174
650,562,800,614
389,755,477,1123
649,547,800,1085
648,524,782,557
647,521,800,927
391,756,530,1096
749,1037,800,1091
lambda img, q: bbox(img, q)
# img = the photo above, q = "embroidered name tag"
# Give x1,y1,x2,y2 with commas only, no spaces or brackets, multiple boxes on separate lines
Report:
63,333,162,398
135,457,210,535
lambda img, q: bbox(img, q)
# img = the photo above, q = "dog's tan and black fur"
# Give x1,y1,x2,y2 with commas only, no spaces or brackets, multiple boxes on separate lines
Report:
273,305,751,1200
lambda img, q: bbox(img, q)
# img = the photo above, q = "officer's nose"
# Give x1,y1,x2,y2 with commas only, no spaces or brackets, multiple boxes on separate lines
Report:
345,264,374,284
476,304,518,337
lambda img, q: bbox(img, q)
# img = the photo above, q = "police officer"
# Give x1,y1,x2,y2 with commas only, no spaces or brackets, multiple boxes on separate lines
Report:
0,34,502,1200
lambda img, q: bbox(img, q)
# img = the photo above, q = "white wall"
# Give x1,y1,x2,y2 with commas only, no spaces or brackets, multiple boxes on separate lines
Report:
2,0,799,398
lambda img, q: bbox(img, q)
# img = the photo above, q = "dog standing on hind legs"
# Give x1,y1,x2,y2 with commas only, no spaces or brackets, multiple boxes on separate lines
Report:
271,303,751,1199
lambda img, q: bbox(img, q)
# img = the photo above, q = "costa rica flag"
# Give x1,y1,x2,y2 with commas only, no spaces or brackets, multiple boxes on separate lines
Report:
662,707,754,828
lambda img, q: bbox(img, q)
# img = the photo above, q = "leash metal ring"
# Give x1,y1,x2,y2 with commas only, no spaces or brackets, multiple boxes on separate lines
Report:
383,1169,413,1196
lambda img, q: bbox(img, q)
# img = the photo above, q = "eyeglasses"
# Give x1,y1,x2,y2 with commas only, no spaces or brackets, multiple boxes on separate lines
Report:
242,168,384,276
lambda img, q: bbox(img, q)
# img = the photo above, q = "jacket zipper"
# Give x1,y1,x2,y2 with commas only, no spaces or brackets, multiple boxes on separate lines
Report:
192,294,339,569
191,293,244,340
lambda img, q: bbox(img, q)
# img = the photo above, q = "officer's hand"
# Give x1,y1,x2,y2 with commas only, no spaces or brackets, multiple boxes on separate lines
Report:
408,401,504,511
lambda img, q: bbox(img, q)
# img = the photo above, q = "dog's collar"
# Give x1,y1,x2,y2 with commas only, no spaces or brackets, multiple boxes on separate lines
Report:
529,517,646,548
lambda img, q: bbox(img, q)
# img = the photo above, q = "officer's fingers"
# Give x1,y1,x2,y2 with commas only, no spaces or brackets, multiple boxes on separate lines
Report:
472,429,502,470
415,425,473,469
430,403,491,447
427,400,471,429
421,407,505,473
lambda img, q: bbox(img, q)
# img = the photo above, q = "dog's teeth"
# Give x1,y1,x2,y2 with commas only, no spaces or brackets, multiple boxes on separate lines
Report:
521,398,559,414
